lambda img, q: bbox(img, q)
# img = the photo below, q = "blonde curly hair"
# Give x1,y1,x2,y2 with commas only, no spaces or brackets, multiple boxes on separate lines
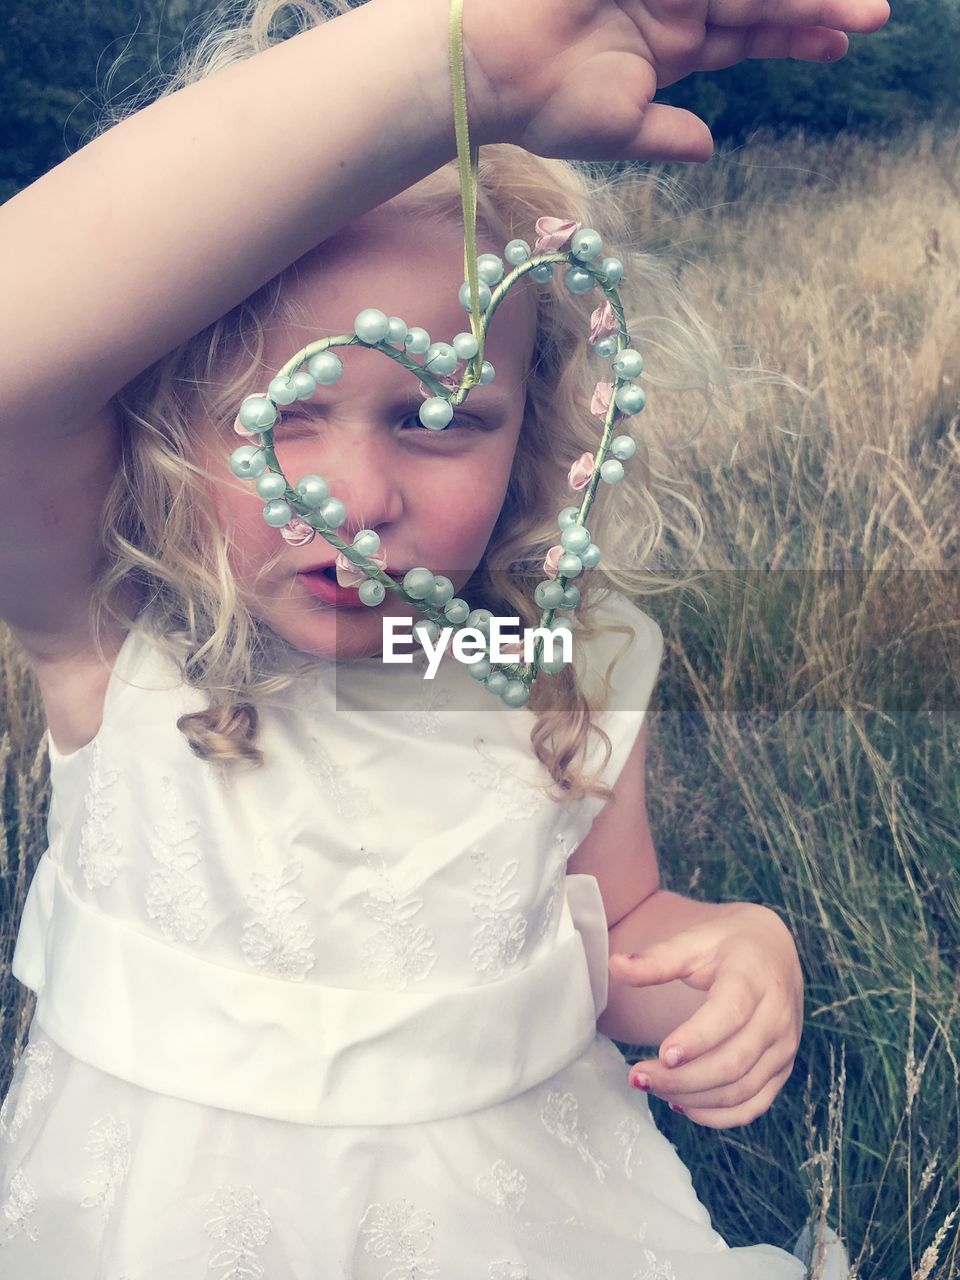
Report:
88,0,742,806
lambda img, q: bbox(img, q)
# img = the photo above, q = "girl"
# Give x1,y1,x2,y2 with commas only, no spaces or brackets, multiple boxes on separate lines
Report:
0,0,887,1274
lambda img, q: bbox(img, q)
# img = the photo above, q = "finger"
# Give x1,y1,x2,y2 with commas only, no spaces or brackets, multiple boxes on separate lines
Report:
649,1039,797,1109
665,1064,793,1130
704,0,890,33
609,939,709,989
697,22,849,70
654,970,763,1066
616,103,715,165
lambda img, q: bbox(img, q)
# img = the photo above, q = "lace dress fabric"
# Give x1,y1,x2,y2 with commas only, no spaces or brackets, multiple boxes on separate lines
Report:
0,592,805,1278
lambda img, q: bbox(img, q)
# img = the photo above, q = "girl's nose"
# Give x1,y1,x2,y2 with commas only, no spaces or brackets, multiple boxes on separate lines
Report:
317,435,405,540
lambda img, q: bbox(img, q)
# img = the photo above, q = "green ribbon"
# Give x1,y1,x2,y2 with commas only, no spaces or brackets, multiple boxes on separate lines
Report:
448,0,484,383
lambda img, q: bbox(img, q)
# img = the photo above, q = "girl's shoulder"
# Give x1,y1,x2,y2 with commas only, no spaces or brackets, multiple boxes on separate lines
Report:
573,591,665,714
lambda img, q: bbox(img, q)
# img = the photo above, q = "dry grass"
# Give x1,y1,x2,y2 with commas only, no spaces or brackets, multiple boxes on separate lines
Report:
1,122,958,1278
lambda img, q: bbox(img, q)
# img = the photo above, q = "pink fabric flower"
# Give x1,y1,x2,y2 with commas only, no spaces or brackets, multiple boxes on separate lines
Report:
543,544,565,579
233,413,259,438
568,453,595,491
589,300,619,345
533,217,581,253
335,548,387,587
279,516,317,547
590,382,614,416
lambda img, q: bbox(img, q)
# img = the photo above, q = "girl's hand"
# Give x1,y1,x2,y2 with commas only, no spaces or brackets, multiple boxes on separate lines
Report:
609,904,804,1128
462,0,890,162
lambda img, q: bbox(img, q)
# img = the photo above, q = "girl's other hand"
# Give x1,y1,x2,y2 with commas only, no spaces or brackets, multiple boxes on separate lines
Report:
610,903,804,1128
462,0,891,162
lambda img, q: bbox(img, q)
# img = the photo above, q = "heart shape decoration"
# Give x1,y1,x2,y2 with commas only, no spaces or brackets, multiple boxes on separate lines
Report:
228,218,646,708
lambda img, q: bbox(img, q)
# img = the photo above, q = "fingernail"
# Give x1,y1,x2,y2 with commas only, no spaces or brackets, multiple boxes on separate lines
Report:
664,1047,684,1068
631,1073,651,1091
669,1102,685,1114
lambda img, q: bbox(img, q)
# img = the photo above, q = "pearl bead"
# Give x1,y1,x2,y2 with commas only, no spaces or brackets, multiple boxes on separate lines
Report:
354,308,390,344
452,332,479,360
564,266,595,295
413,619,441,645
291,371,317,400
484,671,509,695
561,585,581,609
580,543,601,568
426,575,455,606
387,316,408,347
615,383,646,415
256,471,287,499
419,397,454,430
459,281,492,314
610,435,637,461
294,475,329,507
229,446,266,479
404,327,431,355
267,376,299,405
600,257,624,284
262,499,292,527
560,525,591,553
571,228,603,261
238,395,277,432
557,506,580,529
540,653,569,675
501,679,530,707
307,352,343,385
423,342,458,375
402,567,436,599
359,580,386,606
612,348,644,378
466,608,493,635
476,253,504,285
600,459,625,484
479,361,495,385
535,581,565,609
468,657,493,681
504,239,531,264
319,497,347,528
552,615,574,633
352,529,381,556
443,597,470,624
557,552,583,578
530,263,554,283
592,337,618,358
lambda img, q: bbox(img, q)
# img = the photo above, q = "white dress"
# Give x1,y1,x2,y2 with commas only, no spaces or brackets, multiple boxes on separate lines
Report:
0,591,806,1279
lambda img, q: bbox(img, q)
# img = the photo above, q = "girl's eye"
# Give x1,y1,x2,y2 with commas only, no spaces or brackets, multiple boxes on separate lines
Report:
401,413,475,432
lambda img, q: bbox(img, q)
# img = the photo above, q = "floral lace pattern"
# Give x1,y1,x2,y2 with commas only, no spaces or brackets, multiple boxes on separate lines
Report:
80,1114,132,1217
397,680,453,738
469,847,527,979
467,738,550,821
144,776,208,943
540,1091,609,1183
358,847,438,990
304,737,380,822
475,1159,528,1212
76,739,124,890
359,1197,439,1279
0,1168,39,1245
614,1113,649,1179
239,834,316,981
631,1248,678,1280
0,1039,54,1144
204,1184,272,1278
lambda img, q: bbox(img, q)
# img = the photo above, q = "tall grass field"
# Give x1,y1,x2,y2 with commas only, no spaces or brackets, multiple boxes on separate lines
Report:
2,124,958,1279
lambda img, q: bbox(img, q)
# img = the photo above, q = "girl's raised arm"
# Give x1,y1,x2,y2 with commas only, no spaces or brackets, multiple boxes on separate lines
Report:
0,0,458,435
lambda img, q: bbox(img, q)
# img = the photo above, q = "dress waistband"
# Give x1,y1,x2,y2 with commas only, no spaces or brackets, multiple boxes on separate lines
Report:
12,856,609,1126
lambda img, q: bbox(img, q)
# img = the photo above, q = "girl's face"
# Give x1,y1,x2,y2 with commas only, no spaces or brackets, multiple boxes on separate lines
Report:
197,206,537,662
